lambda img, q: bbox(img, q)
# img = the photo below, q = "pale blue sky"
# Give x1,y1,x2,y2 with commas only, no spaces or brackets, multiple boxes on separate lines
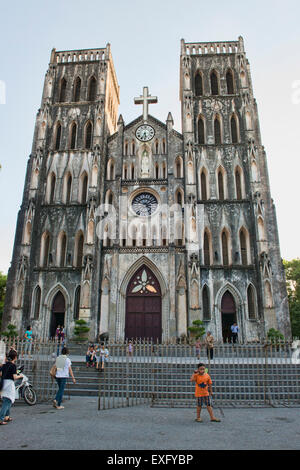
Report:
0,0,299,273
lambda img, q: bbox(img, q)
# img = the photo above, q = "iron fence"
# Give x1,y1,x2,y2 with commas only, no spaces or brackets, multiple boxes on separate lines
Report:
97,340,300,409
0,336,65,403
1,337,299,408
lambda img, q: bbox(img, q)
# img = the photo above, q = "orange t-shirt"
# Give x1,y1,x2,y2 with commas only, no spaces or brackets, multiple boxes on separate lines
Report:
192,372,212,397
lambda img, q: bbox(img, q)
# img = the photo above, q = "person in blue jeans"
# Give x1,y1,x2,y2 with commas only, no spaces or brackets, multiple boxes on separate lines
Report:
0,350,23,425
24,326,33,357
53,347,76,410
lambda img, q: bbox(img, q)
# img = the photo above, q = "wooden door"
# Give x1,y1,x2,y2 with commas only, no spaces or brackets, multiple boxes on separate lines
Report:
125,266,162,342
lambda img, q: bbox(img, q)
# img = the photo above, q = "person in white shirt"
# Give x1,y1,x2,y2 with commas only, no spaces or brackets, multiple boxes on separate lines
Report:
53,347,76,410
97,344,109,371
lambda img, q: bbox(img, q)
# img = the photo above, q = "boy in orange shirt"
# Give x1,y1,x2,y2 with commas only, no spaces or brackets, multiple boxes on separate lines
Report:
190,363,221,423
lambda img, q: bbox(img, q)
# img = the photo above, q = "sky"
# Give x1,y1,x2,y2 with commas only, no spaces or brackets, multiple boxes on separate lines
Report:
0,0,299,274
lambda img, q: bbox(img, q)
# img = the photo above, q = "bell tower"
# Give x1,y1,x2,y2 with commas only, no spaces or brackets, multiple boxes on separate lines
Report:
179,37,290,340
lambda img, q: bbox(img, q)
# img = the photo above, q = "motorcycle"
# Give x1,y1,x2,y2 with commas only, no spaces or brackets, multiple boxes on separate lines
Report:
15,365,37,406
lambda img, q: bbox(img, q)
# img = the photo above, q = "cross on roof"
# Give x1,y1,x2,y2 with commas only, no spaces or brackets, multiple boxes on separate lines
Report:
134,86,158,122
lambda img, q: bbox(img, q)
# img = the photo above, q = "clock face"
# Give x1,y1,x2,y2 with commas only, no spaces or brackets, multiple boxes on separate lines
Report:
132,193,158,216
135,125,155,142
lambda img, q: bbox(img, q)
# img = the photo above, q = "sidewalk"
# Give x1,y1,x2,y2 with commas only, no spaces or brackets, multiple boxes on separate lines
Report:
1,397,300,450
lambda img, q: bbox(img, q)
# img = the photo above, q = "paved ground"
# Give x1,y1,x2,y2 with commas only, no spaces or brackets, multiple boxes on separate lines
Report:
1,397,300,451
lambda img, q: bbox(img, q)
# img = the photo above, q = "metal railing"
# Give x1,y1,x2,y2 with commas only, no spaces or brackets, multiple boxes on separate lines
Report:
0,337,62,403
97,340,300,409
1,337,299,408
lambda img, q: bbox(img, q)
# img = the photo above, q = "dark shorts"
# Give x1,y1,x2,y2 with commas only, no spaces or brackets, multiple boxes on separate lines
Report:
196,396,211,407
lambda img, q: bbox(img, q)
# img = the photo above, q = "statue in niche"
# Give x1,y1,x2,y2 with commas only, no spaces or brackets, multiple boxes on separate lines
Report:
141,149,150,178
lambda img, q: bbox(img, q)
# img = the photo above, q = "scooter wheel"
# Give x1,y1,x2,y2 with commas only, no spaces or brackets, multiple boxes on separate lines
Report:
24,386,37,405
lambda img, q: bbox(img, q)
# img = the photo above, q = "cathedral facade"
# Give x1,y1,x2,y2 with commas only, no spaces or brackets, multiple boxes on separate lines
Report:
3,38,291,342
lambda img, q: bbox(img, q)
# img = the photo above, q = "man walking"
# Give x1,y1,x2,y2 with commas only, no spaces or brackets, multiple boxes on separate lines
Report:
231,323,239,344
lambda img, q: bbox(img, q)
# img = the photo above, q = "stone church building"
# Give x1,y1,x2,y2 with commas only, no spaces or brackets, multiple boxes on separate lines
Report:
3,37,291,342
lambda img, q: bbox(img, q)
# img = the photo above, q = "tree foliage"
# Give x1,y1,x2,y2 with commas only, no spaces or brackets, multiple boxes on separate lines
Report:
283,259,300,338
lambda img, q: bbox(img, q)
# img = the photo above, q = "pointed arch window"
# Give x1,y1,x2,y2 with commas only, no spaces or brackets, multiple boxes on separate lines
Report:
155,164,159,179
80,173,88,204
58,232,67,267
226,70,235,95
195,72,203,96
75,232,84,267
235,168,242,200
202,286,210,320
70,122,77,149
231,115,239,143
65,173,72,204
54,123,62,151
217,169,225,201
85,121,93,149
203,231,211,266
40,232,50,267
214,116,222,144
33,285,41,320
200,170,208,201
176,189,183,207
222,230,229,266
59,77,67,102
74,77,81,102
198,117,205,144
49,173,56,204
247,285,256,319
240,229,248,266
74,286,81,320
210,71,219,95
88,76,97,101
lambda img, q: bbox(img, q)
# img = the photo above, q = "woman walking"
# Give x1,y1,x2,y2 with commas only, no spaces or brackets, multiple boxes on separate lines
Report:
53,347,76,410
0,350,23,425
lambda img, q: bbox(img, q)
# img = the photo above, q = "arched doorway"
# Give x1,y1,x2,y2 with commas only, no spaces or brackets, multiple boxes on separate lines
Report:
125,265,162,342
221,291,237,342
50,291,65,338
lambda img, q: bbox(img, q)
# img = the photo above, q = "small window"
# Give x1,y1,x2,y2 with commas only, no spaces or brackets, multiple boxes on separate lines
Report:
203,232,210,265
240,230,248,266
88,77,97,101
198,117,205,144
55,123,62,151
70,123,77,149
247,285,256,319
218,170,225,201
222,231,229,266
201,171,207,201
214,117,222,144
85,122,92,149
49,173,56,204
74,77,81,102
33,286,41,320
231,116,239,143
202,286,210,320
195,72,203,96
235,168,242,200
226,70,234,94
59,78,67,102
210,71,219,95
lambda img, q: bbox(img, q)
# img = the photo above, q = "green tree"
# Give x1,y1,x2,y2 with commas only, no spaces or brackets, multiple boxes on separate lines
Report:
0,271,7,331
187,319,206,340
283,259,300,338
73,319,90,342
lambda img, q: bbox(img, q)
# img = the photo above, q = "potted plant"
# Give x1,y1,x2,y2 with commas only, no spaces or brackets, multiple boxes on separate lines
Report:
73,319,90,343
187,320,206,343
